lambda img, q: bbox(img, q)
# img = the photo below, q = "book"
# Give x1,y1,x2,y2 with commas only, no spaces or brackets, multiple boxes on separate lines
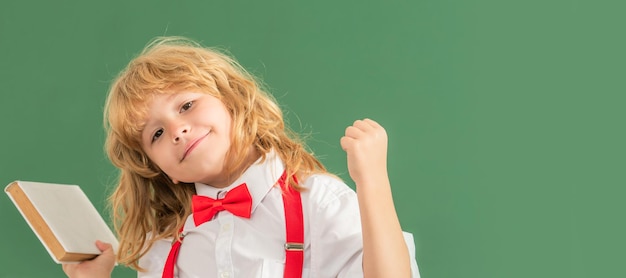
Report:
4,180,119,263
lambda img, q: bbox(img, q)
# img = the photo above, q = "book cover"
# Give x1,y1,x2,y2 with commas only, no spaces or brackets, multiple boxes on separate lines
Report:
4,181,119,263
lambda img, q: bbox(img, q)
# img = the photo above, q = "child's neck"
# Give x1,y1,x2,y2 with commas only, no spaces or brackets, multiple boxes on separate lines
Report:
208,146,260,188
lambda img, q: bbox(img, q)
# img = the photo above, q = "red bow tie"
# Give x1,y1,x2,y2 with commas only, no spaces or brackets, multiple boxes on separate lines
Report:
192,183,253,226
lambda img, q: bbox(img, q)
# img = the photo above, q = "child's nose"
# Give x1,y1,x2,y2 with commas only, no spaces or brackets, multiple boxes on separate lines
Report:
173,127,189,143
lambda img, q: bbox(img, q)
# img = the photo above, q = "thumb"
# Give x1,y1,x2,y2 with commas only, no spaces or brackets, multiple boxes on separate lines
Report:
95,240,113,253
93,240,117,267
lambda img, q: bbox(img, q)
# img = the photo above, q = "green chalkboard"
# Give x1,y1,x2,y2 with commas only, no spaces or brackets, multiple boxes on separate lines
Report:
1,1,624,277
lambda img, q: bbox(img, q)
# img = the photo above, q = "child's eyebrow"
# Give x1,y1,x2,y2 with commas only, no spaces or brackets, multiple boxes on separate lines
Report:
138,121,149,133
139,112,159,137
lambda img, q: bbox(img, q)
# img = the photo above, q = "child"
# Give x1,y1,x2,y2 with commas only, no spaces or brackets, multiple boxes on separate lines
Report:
62,37,419,278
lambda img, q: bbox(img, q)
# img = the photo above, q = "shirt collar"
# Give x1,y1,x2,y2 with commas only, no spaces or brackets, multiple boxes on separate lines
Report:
194,150,284,213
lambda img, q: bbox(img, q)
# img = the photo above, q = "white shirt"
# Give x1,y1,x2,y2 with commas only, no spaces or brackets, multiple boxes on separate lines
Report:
138,151,420,278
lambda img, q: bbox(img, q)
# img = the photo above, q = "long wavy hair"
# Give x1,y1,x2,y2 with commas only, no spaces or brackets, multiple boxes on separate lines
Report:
104,37,326,270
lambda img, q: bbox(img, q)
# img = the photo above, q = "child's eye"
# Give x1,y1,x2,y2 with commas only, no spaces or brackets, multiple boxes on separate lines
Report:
180,101,193,112
152,129,163,142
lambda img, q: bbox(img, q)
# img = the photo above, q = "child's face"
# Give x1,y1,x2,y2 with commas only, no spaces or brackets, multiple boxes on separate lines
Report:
140,91,233,186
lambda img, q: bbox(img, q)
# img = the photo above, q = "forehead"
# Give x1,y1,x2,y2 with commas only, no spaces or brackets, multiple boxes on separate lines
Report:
141,91,208,125
145,93,178,111
140,93,174,126
145,91,208,110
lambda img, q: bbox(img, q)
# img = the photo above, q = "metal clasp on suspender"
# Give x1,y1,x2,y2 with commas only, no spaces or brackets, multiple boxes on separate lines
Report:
171,229,186,245
280,170,305,278
284,242,304,251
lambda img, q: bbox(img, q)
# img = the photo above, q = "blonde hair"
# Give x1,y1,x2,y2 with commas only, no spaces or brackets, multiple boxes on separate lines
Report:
104,37,326,270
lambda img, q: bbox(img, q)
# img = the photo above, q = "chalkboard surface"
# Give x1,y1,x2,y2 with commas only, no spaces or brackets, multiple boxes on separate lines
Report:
1,1,624,277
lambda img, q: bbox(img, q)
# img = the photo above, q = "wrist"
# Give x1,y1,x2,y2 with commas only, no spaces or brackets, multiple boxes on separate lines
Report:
354,173,389,189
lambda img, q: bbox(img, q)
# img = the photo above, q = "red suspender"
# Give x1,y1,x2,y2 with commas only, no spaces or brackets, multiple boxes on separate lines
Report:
279,171,305,278
163,227,184,278
162,170,304,278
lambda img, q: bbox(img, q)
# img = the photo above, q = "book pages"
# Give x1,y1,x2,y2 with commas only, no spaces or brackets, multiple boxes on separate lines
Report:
6,181,119,263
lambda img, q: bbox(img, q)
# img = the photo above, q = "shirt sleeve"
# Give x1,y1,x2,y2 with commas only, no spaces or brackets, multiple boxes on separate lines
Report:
137,238,172,278
404,232,421,278
305,175,422,278
306,175,364,278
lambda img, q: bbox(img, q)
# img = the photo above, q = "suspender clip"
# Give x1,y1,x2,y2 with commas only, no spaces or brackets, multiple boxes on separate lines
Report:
284,242,304,251
172,232,186,246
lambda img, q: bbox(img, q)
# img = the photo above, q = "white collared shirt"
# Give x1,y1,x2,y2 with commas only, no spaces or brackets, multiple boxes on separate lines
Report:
138,152,420,278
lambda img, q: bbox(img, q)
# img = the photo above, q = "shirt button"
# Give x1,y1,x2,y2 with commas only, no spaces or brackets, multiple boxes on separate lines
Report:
222,223,231,232
220,271,231,278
